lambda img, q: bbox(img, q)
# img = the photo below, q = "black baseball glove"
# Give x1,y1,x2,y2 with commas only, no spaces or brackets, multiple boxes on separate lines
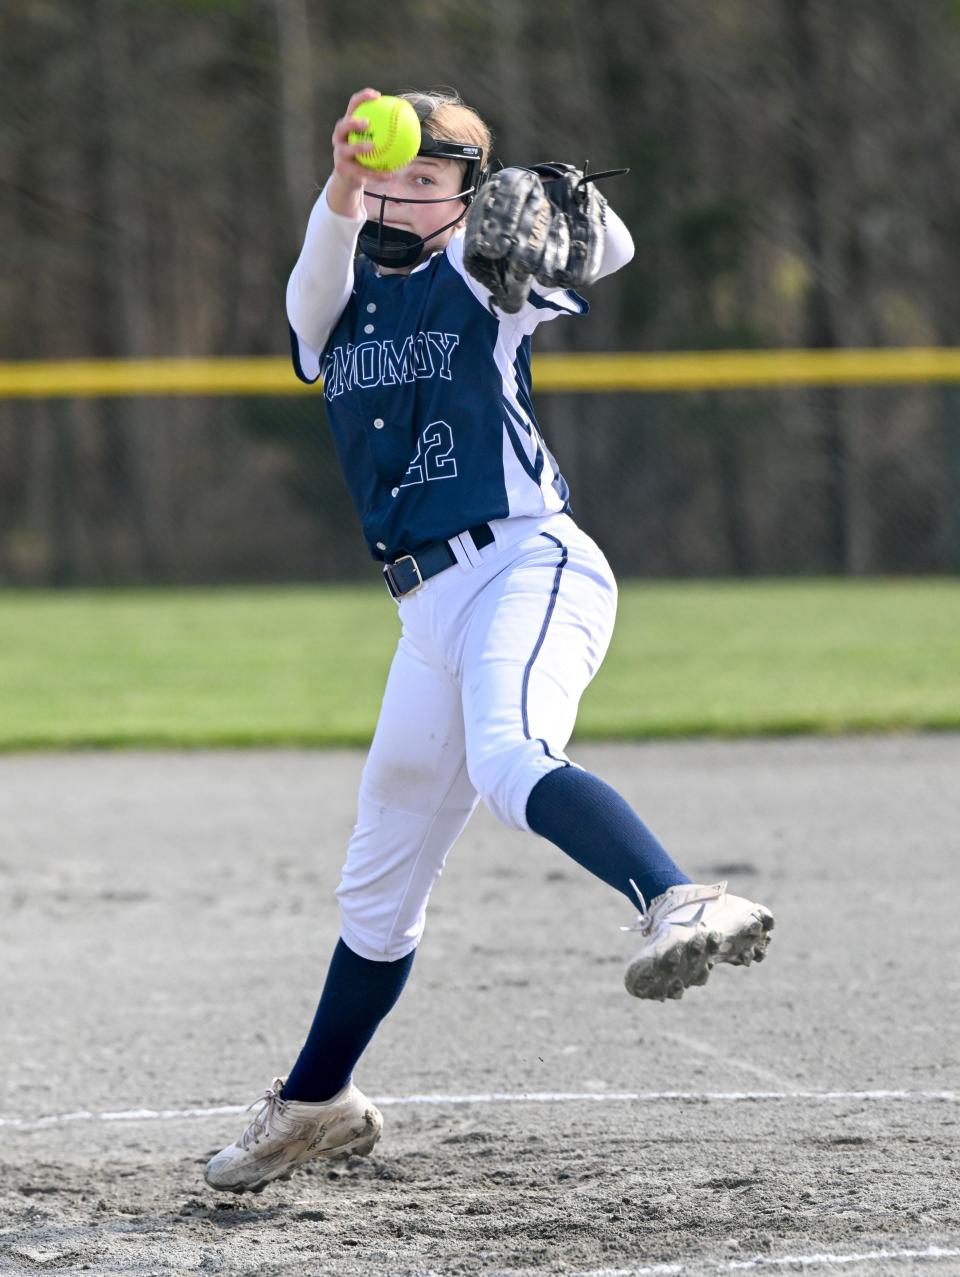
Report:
463,163,616,313
529,162,609,290
462,167,555,313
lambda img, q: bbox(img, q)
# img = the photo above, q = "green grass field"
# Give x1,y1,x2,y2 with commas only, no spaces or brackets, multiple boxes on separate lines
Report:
0,579,957,750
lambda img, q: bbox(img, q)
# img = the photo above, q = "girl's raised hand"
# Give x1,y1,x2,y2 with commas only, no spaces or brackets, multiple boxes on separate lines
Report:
331,88,381,191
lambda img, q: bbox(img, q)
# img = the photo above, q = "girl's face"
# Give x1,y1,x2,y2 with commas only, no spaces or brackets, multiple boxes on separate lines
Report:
362,156,467,270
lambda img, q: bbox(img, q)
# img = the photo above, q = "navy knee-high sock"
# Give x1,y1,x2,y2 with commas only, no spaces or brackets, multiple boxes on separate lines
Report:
281,938,414,1103
525,766,690,906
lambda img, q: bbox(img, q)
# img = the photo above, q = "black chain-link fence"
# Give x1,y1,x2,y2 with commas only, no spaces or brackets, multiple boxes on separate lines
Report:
2,383,957,585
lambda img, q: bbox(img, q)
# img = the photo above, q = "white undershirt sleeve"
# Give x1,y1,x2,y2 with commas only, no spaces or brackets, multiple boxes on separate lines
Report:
285,178,365,356
448,196,635,332
594,204,635,281
522,202,635,320
520,202,635,329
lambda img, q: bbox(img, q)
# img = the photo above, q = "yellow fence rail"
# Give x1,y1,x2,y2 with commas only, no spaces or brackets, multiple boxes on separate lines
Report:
4,348,960,398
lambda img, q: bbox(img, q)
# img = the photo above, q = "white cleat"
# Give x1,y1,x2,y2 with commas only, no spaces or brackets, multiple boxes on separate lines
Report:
623,880,774,1002
203,1077,383,1194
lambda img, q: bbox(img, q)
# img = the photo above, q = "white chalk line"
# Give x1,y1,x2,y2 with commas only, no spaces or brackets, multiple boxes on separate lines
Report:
0,1088,955,1131
568,1246,960,1275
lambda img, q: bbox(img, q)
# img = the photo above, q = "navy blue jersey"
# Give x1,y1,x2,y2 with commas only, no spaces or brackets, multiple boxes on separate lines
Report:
290,234,587,560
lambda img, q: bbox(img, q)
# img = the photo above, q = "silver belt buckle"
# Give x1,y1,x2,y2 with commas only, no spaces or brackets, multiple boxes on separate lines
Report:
391,553,424,597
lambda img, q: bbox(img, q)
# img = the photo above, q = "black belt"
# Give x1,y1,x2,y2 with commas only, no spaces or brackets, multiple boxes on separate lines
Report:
383,524,495,598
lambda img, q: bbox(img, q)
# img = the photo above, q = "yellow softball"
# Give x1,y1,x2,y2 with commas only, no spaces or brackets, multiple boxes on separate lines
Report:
349,95,422,171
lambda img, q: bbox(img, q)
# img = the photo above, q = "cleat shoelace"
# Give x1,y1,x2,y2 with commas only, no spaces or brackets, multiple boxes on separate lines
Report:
620,879,728,938
620,878,654,936
238,1078,286,1151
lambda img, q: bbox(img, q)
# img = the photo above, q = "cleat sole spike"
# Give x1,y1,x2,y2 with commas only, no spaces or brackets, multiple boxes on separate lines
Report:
623,888,774,1000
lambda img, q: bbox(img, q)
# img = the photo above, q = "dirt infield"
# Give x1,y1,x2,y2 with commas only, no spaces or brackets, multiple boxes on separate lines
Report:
2,737,959,1276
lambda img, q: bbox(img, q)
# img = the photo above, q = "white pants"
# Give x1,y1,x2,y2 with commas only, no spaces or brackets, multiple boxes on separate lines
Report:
336,513,618,961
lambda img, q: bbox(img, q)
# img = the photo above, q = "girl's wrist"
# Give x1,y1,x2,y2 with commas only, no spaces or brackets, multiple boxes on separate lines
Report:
326,173,365,220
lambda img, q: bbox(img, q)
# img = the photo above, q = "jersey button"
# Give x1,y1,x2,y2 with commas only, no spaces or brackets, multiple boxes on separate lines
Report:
373,417,385,429
376,541,386,551
391,487,399,498
363,323,375,334
366,303,377,313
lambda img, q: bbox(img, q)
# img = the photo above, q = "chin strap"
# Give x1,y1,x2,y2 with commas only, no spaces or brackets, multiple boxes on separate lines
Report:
361,188,471,267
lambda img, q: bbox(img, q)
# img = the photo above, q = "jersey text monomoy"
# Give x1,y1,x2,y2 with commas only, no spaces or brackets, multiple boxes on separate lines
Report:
323,331,460,400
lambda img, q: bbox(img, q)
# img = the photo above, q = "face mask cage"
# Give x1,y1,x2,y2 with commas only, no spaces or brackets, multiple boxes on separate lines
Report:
358,135,492,267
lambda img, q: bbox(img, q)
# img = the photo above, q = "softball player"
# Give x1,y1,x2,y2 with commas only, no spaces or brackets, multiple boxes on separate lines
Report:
205,87,774,1195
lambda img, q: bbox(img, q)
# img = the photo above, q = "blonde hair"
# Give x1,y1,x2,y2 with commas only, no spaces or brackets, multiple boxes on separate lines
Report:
399,89,493,170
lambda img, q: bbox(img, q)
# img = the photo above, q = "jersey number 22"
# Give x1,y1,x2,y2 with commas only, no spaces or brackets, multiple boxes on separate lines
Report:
400,421,457,488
